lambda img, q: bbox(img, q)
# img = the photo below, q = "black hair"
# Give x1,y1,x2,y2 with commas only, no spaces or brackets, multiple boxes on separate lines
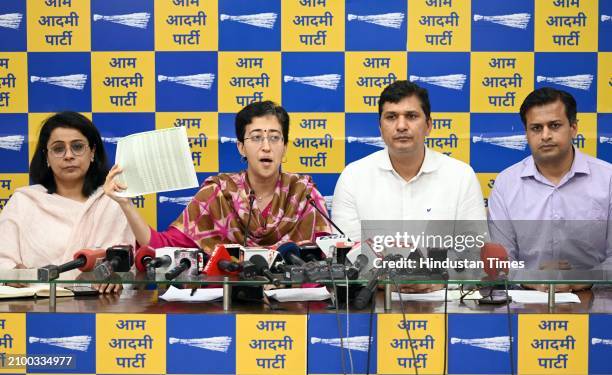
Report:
378,80,432,120
519,87,577,126
234,101,289,145
29,111,109,197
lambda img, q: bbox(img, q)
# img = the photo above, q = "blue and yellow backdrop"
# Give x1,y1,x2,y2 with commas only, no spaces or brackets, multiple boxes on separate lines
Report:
0,0,610,230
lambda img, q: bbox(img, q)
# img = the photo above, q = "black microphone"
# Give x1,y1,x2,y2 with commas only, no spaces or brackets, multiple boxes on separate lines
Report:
93,245,134,280
165,249,205,281
353,255,399,310
346,254,368,280
277,242,306,266
306,194,347,239
38,248,107,281
244,190,256,247
250,254,281,287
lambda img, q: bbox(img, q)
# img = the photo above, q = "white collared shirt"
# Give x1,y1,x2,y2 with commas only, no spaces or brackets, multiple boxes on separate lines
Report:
331,147,486,242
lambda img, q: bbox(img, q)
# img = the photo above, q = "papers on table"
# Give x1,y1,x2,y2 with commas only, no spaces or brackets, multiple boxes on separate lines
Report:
265,287,331,302
392,289,482,302
508,290,580,304
159,286,223,302
115,126,198,197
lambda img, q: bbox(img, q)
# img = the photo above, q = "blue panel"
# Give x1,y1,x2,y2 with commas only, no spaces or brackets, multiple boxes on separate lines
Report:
282,52,345,112
26,313,96,373
598,114,612,164
345,0,407,51
91,0,154,51
0,0,26,51
535,52,597,113
167,314,236,374
345,113,383,165
448,314,518,374
408,52,470,112
472,0,534,51
218,113,244,173
599,2,612,52
28,52,91,113
470,113,531,173
155,52,218,112
0,114,28,173
307,313,377,374
92,113,155,163
218,0,280,51
589,314,612,374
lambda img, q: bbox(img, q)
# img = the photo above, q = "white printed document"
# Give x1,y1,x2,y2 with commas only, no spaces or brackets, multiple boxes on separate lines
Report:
115,126,198,197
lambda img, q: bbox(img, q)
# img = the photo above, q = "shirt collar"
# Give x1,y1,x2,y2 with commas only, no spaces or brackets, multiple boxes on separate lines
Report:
379,146,440,175
520,146,590,179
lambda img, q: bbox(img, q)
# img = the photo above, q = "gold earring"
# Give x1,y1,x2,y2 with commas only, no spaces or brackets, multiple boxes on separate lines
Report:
282,154,287,163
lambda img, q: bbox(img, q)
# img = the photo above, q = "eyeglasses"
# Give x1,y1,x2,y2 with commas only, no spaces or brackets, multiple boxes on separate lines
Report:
244,134,284,145
47,141,89,158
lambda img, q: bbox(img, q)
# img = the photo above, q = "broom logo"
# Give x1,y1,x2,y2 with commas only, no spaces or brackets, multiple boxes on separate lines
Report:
0,13,23,29
472,134,527,151
347,13,405,29
450,336,513,352
219,13,277,29
536,74,593,91
93,12,150,29
409,74,466,90
158,73,215,90
0,135,25,151
30,74,88,90
29,335,92,352
284,74,341,90
159,196,191,205
310,336,373,352
168,336,232,352
347,136,385,148
473,13,531,29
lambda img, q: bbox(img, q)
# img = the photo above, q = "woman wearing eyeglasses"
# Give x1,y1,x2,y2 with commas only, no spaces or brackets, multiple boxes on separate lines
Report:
104,101,331,252
0,112,134,291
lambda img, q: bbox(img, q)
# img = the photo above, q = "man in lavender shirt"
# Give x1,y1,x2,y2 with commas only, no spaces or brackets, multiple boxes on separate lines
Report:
488,87,612,290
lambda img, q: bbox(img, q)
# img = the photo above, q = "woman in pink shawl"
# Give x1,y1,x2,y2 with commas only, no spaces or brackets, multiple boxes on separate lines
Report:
0,112,134,292
104,101,331,253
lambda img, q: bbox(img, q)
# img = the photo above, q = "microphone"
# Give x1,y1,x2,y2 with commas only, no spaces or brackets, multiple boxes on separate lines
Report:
92,245,134,280
277,242,306,266
205,245,245,276
165,248,206,281
244,190,256,247
306,194,348,238
346,254,368,280
353,254,399,310
38,248,107,281
480,243,509,280
250,254,281,287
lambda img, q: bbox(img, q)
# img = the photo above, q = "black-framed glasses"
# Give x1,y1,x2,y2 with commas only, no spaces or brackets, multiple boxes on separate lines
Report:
47,141,89,158
244,134,284,145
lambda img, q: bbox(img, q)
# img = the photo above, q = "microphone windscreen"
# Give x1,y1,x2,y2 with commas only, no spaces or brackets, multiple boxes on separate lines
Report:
250,254,268,272
74,248,107,272
134,246,155,272
204,245,232,276
276,242,301,262
480,243,509,277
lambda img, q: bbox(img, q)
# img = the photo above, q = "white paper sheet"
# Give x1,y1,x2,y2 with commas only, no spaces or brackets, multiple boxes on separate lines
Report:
265,287,331,302
508,290,580,304
115,126,198,197
159,286,223,302
392,289,482,302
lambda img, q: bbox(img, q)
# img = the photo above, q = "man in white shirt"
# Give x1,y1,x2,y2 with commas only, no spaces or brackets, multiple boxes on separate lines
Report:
332,80,486,292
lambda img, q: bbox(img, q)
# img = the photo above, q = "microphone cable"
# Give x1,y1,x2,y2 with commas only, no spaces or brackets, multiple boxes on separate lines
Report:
390,274,419,375
443,282,448,375
327,250,347,375
244,190,256,247
365,283,375,375
504,278,515,375
344,273,354,374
